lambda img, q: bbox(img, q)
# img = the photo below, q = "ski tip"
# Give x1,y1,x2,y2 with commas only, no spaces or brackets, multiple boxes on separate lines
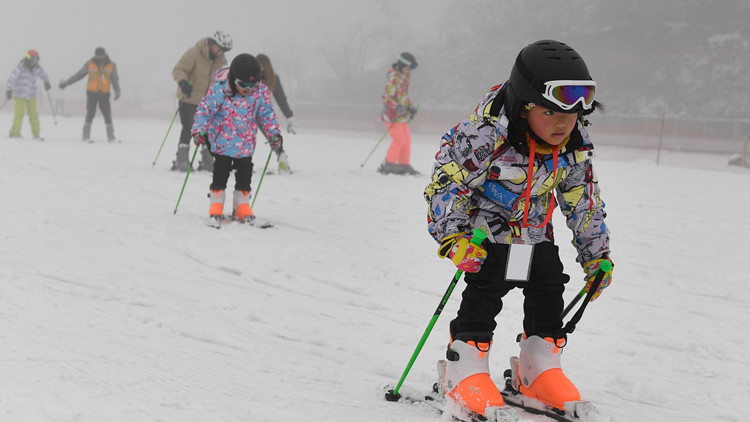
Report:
384,389,401,402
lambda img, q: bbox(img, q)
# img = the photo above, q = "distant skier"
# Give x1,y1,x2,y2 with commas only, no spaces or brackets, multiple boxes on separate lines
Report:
424,40,613,420
379,52,419,175
172,30,232,172
6,49,52,140
59,47,121,142
258,53,295,173
191,54,282,227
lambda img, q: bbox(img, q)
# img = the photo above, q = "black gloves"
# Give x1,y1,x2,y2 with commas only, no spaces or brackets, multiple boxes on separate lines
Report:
59,81,68,89
178,80,192,98
5,91,11,100
407,105,418,120
44,82,51,91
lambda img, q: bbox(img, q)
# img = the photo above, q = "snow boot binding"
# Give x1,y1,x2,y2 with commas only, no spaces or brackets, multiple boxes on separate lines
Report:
207,189,225,228
171,144,191,172
197,144,214,171
277,150,291,173
438,331,517,421
232,190,255,224
511,335,580,411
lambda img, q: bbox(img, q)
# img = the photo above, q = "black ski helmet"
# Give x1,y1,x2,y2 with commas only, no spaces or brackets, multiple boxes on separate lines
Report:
228,54,261,95
394,52,418,70
506,40,594,118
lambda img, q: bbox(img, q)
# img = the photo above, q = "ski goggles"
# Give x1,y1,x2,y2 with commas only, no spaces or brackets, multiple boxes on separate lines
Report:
398,57,418,69
541,80,596,111
234,78,258,89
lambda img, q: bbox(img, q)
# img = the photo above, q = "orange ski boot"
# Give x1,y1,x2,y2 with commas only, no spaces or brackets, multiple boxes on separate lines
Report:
232,190,255,224
207,189,225,227
438,331,514,420
512,335,580,411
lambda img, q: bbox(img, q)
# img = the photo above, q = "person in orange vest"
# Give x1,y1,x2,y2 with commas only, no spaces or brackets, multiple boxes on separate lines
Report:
59,47,121,142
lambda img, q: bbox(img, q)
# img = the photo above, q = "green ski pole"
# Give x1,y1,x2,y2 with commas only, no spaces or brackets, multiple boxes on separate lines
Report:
173,146,200,214
251,147,274,209
561,259,612,319
360,125,391,169
385,228,488,402
45,90,58,125
153,107,180,167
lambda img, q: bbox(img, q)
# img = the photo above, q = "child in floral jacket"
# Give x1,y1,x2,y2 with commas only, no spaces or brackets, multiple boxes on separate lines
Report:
191,54,282,226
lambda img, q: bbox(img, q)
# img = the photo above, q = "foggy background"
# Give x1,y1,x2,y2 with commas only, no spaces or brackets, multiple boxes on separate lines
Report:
3,0,750,133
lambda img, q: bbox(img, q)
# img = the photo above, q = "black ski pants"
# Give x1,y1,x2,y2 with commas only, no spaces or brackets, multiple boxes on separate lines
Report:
85,92,113,124
451,241,570,340
178,101,197,146
210,155,254,192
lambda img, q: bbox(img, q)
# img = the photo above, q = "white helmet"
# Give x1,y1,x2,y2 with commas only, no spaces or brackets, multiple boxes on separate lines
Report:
212,30,233,51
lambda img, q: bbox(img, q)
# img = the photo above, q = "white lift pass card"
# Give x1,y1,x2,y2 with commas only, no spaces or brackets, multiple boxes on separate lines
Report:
506,244,534,281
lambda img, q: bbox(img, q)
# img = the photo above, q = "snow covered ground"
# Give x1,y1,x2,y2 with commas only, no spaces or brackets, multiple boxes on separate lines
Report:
1,111,749,422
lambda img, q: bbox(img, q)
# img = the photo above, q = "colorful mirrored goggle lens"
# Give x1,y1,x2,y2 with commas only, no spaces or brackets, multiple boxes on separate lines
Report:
235,78,257,89
543,80,596,110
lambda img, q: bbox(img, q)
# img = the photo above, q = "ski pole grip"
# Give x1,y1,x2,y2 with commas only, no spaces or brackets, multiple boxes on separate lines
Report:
598,259,613,273
469,228,487,246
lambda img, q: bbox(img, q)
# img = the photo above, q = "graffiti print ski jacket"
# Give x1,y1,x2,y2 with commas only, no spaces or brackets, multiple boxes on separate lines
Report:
425,85,610,265
191,69,280,159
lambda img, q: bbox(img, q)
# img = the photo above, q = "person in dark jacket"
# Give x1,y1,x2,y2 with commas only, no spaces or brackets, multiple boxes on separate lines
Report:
59,47,120,142
258,54,296,173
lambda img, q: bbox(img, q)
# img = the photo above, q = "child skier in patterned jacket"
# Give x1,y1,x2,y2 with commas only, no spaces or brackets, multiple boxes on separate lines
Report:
424,40,612,419
379,52,419,175
6,50,52,139
191,54,282,227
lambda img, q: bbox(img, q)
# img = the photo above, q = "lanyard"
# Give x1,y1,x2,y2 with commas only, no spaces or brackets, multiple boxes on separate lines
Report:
521,138,558,229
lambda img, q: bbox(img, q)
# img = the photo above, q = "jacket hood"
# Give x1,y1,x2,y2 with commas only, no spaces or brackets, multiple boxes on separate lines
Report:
197,37,213,60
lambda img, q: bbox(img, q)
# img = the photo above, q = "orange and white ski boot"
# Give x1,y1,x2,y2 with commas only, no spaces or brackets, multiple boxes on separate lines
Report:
504,334,601,420
437,332,518,421
232,190,256,224
207,189,225,228
513,335,580,410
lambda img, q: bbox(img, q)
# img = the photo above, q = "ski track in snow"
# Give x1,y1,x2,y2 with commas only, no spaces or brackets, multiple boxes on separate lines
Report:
1,112,749,421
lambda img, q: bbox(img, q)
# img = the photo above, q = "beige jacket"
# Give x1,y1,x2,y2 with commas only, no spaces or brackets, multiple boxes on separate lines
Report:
172,38,227,105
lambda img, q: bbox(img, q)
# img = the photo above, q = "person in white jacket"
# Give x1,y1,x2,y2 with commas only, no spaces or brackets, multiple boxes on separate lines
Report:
6,50,51,140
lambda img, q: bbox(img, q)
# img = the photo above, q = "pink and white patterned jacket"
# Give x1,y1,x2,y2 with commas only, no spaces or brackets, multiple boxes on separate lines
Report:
6,60,51,100
191,68,280,158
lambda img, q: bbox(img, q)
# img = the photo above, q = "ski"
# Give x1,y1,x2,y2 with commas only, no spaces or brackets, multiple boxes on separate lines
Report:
207,215,275,230
500,370,608,422
385,384,520,422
